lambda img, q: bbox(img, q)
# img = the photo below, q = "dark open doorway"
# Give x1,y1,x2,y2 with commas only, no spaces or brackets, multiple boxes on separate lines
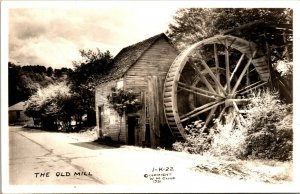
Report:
127,116,137,145
98,106,104,137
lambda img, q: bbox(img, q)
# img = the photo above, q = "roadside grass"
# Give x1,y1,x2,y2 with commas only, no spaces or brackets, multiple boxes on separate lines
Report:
192,154,292,184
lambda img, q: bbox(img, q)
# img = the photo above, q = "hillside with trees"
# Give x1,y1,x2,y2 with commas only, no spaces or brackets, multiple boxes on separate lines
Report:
8,62,72,106
14,48,113,131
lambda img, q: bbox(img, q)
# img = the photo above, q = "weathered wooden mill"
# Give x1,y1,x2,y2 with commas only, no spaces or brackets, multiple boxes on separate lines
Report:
95,21,292,148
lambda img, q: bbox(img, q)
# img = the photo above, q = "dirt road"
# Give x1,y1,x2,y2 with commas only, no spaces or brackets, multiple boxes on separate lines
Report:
6,126,294,192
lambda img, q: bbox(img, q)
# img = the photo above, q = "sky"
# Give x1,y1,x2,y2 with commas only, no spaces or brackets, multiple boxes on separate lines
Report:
9,7,178,69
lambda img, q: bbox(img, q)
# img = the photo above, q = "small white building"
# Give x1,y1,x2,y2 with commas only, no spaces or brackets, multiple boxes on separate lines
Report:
9,101,33,126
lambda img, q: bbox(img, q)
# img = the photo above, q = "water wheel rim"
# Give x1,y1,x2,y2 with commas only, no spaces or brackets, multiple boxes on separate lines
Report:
163,35,270,140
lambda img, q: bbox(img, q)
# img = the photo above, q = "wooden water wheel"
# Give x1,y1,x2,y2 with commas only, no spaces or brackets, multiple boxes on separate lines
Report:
163,35,270,140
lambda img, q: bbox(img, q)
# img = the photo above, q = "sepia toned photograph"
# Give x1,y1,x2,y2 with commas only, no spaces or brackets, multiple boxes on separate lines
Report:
1,1,299,193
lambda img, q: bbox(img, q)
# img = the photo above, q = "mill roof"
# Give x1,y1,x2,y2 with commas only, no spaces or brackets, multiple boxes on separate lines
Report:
98,33,175,84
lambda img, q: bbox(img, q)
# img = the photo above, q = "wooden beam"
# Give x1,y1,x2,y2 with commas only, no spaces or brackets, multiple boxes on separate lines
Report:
204,106,218,126
214,44,220,93
225,39,231,93
232,101,246,124
200,58,227,95
230,53,245,82
148,76,160,148
237,80,264,93
180,101,224,122
231,51,256,94
239,82,268,95
178,84,217,100
221,19,265,35
178,81,224,98
246,68,250,86
217,106,226,121
190,62,216,94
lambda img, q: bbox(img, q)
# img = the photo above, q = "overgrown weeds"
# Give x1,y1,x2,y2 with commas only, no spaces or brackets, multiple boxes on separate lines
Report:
173,89,293,161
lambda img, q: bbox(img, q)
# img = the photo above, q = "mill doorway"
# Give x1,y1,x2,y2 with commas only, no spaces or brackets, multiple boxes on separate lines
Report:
127,116,137,145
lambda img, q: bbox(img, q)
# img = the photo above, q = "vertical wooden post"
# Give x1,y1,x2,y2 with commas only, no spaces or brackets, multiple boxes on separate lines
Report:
148,76,161,148
139,91,146,146
282,31,290,61
123,112,127,144
158,77,166,126
264,29,274,88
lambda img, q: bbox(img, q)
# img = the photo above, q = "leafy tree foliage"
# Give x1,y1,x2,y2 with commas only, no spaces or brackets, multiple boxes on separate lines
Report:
167,8,292,50
46,67,53,77
68,48,113,125
9,62,56,106
70,48,113,87
11,48,112,130
25,82,77,131
107,87,142,116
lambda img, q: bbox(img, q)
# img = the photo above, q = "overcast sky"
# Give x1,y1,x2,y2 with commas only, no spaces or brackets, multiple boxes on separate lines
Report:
9,7,178,69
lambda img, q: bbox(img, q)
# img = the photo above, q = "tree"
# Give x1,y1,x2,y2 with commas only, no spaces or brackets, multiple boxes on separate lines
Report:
167,8,292,50
25,82,76,131
68,48,113,126
46,67,53,77
70,48,113,87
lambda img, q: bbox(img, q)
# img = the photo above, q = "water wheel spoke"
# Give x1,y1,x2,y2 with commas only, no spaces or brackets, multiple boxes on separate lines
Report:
224,53,245,91
199,58,227,95
214,43,220,93
239,81,268,95
204,106,218,126
237,80,264,93
217,106,226,121
225,39,231,93
232,101,246,125
231,51,257,94
230,53,245,82
178,82,222,99
233,114,244,131
225,108,237,130
190,62,216,94
180,101,224,122
246,68,250,86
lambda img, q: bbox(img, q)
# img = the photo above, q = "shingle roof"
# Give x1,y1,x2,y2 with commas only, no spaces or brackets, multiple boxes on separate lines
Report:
98,33,173,84
9,101,26,111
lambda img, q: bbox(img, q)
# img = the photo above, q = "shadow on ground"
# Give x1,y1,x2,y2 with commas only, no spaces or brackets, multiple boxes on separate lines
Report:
70,139,124,150
20,127,64,133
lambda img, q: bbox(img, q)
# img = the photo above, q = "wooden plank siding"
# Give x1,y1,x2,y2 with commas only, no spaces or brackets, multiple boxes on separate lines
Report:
124,37,178,147
124,37,178,90
95,35,178,147
95,79,126,142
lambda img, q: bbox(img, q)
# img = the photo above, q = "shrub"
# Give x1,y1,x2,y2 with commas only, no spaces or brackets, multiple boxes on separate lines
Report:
172,90,293,161
172,120,212,154
209,120,247,158
243,90,293,161
107,87,142,116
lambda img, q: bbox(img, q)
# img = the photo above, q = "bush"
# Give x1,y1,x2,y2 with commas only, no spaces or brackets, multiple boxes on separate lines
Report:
172,90,293,161
243,90,293,161
172,120,212,154
209,120,247,158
